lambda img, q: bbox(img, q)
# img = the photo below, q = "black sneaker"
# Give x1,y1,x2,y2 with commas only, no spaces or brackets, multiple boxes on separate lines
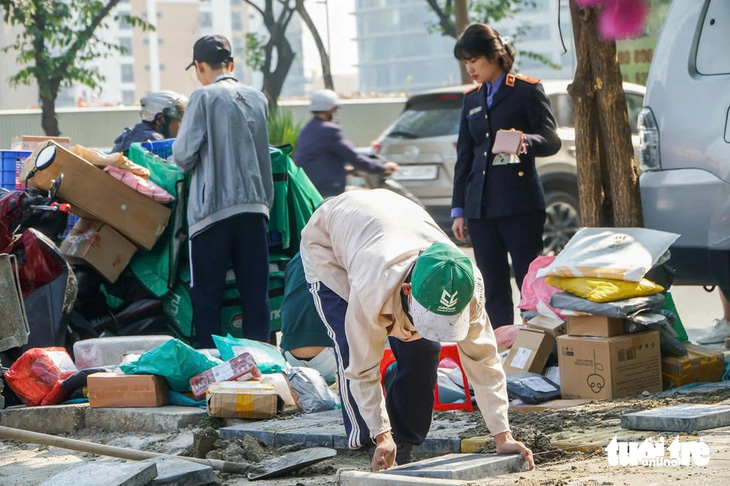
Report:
395,442,414,466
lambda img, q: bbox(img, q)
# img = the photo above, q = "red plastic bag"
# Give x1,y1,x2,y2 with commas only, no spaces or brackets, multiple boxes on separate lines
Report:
518,255,564,318
4,347,78,406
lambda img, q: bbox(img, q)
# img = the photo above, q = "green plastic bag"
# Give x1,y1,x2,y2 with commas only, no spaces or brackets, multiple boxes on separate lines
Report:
212,334,288,374
662,291,690,343
120,339,221,392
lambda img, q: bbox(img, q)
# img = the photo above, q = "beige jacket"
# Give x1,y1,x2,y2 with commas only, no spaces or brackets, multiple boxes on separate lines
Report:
300,190,510,441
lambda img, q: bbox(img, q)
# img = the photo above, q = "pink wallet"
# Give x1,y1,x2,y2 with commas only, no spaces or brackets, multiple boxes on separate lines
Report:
492,129,524,155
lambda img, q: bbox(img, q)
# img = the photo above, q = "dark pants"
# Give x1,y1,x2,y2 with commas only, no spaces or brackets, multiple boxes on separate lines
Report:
468,211,545,328
309,281,440,450
190,213,270,347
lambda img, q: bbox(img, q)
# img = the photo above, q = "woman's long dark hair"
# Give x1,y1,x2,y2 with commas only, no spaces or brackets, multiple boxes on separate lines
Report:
454,23,516,73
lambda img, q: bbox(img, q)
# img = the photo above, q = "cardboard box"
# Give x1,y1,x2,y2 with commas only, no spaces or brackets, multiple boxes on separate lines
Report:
21,135,71,151
503,329,555,375
557,331,662,400
87,373,169,408
661,343,725,389
60,219,137,283
22,142,171,250
189,352,262,400
566,315,624,337
206,381,278,419
527,319,566,339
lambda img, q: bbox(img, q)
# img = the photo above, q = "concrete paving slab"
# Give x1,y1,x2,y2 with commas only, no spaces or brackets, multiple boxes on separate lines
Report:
380,453,527,480
85,406,206,433
338,470,479,485
219,410,476,453
38,460,158,486
621,403,730,432
143,456,214,486
0,403,87,434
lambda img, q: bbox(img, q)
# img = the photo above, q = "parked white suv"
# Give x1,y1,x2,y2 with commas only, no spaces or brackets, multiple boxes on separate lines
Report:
639,0,730,287
370,80,645,253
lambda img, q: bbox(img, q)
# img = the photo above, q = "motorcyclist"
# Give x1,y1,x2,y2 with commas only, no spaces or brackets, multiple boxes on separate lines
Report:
295,89,398,198
111,90,188,153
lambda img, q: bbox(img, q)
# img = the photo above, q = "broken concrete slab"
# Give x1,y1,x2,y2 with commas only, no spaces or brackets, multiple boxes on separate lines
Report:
85,406,206,433
143,456,214,486
338,470,479,485
0,403,87,434
509,399,592,413
621,403,730,432
219,409,473,454
248,447,336,480
39,460,158,486
380,453,527,480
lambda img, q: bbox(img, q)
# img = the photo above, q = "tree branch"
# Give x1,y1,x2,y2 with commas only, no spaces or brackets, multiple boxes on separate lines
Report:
59,0,120,73
425,0,456,38
244,0,265,18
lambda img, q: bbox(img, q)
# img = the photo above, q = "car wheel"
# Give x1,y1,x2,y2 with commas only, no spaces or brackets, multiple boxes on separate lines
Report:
543,190,581,256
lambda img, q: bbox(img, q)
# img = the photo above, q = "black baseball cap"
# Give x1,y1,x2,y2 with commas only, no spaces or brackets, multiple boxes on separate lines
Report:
185,35,233,70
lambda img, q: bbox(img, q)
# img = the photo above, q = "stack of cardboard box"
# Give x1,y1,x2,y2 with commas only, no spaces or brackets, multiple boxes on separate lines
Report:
21,141,171,283
557,316,662,399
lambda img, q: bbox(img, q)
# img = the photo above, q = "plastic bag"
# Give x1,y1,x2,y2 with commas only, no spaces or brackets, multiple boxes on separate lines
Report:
4,347,78,406
212,334,288,374
103,166,175,203
518,256,564,318
536,228,680,282
506,372,561,404
70,144,150,178
73,335,174,369
545,276,664,303
283,367,337,413
119,339,221,392
550,292,665,319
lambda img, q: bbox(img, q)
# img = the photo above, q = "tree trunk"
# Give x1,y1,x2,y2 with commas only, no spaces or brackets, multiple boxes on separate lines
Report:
262,36,295,113
454,0,471,85
568,2,643,228
40,92,60,136
296,1,333,90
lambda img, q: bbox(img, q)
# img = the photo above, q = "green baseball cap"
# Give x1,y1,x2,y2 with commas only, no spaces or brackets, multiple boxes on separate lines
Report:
410,242,475,342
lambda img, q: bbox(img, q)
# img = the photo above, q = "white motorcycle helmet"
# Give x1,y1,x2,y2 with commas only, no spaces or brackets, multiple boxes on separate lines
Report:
310,89,340,112
140,91,188,122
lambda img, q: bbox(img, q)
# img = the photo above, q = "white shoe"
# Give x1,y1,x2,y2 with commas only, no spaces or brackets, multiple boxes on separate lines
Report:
696,319,730,344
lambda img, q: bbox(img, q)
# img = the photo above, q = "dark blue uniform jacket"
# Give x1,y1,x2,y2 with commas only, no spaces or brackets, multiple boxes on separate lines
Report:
452,75,561,219
295,117,384,197
112,121,164,153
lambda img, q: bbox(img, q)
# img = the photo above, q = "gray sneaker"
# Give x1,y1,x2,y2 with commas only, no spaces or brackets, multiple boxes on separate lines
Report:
696,318,730,344
395,442,414,466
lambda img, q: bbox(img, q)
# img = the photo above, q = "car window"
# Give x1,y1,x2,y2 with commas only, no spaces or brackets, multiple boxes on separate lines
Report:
549,92,643,134
385,96,462,139
696,0,730,75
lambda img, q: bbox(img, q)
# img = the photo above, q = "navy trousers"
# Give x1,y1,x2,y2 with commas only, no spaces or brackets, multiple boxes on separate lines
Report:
190,213,270,347
468,211,545,328
309,281,441,450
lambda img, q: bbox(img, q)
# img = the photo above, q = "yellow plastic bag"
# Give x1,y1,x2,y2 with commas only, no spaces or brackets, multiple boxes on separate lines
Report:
544,276,664,303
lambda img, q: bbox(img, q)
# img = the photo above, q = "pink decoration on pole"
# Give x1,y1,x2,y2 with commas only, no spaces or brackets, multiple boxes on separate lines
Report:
599,0,649,40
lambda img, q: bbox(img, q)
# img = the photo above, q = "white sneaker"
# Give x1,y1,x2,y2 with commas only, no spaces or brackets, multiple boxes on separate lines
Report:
696,319,730,344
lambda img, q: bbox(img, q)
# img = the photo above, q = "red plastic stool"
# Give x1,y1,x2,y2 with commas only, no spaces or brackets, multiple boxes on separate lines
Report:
379,344,473,413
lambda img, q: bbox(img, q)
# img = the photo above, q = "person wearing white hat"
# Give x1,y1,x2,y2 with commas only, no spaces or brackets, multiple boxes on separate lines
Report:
295,89,399,197
300,189,533,472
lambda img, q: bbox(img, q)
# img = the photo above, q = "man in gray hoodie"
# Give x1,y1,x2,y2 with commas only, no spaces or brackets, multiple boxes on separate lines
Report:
173,35,274,347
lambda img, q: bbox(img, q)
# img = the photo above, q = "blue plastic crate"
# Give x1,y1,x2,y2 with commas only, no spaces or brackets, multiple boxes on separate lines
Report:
1,150,31,190
141,138,174,159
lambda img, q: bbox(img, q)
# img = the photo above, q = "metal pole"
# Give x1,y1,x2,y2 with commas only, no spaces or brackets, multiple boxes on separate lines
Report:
323,0,331,57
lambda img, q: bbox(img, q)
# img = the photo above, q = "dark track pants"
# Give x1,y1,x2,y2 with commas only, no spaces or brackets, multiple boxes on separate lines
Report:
468,211,545,328
309,280,441,450
189,213,270,347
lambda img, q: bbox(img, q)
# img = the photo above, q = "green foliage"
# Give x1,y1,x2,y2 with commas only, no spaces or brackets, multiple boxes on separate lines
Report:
0,0,152,98
424,0,558,70
244,32,267,71
267,109,302,156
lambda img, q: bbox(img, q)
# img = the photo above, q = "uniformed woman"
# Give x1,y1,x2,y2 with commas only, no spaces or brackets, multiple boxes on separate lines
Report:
451,23,561,329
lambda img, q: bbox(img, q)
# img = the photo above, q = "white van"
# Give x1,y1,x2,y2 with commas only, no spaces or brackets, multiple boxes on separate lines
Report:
639,0,730,287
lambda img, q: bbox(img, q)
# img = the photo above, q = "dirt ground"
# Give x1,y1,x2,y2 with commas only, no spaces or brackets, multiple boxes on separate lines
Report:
2,387,730,485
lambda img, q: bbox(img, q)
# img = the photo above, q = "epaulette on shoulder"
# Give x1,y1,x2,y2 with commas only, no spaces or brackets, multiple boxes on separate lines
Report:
464,84,481,94
515,74,541,84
